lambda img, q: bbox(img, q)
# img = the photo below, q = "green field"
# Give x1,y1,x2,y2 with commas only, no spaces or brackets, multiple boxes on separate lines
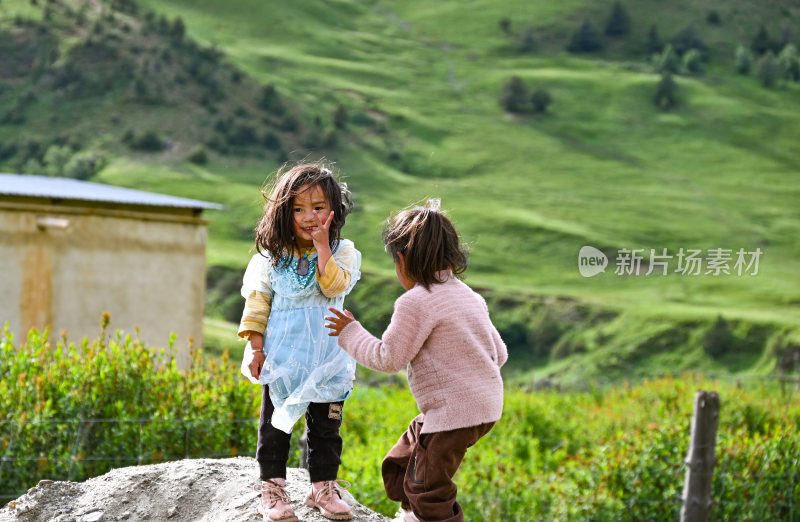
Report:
1,0,799,381
2,329,799,518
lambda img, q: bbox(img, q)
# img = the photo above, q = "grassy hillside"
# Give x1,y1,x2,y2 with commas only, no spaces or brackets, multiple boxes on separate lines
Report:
1,0,799,382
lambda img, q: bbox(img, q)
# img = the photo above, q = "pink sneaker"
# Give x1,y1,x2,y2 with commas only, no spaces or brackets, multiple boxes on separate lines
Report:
254,479,298,522
304,480,354,520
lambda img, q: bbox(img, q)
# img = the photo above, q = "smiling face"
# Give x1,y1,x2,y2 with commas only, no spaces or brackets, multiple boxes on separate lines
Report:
292,183,331,248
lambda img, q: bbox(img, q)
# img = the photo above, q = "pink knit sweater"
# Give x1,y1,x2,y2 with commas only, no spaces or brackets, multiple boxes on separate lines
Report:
338,273,507,433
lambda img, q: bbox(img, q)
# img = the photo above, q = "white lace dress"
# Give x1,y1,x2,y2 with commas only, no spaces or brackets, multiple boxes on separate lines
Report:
239,239,361,433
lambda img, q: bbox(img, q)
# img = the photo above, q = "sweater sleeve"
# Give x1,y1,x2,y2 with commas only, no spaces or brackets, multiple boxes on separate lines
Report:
492,325,508,367
337,290,435,374
238,290,272,339
316,240,361,298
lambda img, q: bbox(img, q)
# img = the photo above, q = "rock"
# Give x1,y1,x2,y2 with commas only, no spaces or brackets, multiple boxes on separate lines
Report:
0,458,391,522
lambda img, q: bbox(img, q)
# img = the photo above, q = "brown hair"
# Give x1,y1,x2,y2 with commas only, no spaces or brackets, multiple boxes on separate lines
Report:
382,200,468,290
255,162,353,267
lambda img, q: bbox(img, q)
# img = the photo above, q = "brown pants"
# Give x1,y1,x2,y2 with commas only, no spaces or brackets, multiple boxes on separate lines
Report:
382,414,494,522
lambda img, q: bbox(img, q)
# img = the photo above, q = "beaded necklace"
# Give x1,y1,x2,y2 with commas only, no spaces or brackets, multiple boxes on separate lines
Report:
288,249,317,289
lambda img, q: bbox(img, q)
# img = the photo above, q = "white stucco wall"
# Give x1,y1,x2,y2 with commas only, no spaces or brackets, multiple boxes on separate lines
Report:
0,201,208,368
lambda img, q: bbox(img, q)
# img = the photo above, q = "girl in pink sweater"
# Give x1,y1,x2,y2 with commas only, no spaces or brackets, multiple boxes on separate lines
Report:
326,201,507,522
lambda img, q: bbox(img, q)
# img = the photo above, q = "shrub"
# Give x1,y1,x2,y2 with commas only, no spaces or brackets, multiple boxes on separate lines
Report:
647,24,663,54
332,104,348,129
499,76,529,112
258,84,285,115
604,2,631,37
756,51,779,87
778,43,800,81
567,19,603,53
751,25,775,56
187,145,208,165
706,10,721,25
63,151,106,180
670,25,706,56
516,25,537,53
655,44,680,74
42,144,72,176
499,17,511,35
704,315,734,358
736,44,753,75
682,48,705,75
530,89,552,113
128,130,167,151
653,72,677,110
261,131,282,150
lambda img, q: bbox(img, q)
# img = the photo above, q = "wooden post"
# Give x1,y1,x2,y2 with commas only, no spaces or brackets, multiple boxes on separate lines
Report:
681,390,720,522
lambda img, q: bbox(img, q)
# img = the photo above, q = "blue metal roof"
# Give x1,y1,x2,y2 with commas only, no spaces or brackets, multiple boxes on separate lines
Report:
0,173,225,211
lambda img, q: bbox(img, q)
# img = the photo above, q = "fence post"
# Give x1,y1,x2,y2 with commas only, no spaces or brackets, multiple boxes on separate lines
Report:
681,390,720,522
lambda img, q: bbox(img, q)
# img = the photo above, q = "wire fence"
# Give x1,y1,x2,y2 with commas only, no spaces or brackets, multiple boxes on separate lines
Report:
2,414,798,520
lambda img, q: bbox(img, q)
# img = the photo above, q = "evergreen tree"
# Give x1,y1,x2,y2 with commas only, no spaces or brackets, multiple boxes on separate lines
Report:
653,72,677,110
703,316,733,358
682,49,704,75
567,19,604,53
332,104,348,129
647,24,663,54
530,89,552,113
656,44,680,74
778,43,800,81
604,2,631,37
751,25,774,55
756,51,779,87
735,44,753,75
670,25,705,56
517,25,537,53
499,76,529,112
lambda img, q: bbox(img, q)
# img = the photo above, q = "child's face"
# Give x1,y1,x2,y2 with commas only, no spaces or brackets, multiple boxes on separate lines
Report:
292,184,331,248
394,254,415,291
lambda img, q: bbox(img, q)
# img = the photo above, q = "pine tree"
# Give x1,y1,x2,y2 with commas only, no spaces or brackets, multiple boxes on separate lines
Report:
778,43,800,81
756,51,779,87
517,25,537,53
735,44,753,75
683,49,704,75
647,24,663,54
530,89,552,113
499,77,529,112
567,19,604,53
653,72,677,110
605,2,631,37
656,44,680,74
751,25,774,55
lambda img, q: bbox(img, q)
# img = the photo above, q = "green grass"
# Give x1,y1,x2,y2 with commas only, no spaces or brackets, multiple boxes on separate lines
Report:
1,0,799,380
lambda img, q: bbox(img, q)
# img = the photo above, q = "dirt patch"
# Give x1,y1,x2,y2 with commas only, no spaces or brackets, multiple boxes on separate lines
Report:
0,459,391,522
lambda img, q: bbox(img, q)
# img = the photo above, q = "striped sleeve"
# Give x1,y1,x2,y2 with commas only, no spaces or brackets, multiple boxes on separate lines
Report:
316,240,359,298
316,257,352,298
238,290,272,339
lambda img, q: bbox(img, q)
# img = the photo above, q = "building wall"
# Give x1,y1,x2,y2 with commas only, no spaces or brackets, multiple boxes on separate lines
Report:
0,201,208,368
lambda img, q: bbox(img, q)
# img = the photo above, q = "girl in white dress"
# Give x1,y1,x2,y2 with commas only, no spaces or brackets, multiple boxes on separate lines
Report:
238,163,361,521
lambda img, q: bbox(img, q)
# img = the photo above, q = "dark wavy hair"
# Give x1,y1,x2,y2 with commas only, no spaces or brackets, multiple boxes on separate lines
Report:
382,200,469,290
255,162,353,268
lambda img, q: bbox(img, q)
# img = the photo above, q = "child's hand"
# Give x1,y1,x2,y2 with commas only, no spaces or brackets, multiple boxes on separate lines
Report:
248,351,265,379
311,210,335,251
325,307,355,336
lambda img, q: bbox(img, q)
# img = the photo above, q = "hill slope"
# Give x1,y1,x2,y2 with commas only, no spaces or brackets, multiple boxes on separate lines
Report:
1,0,799,381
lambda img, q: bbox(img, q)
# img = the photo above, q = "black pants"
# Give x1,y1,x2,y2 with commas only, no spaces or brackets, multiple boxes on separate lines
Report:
256,385,344,483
